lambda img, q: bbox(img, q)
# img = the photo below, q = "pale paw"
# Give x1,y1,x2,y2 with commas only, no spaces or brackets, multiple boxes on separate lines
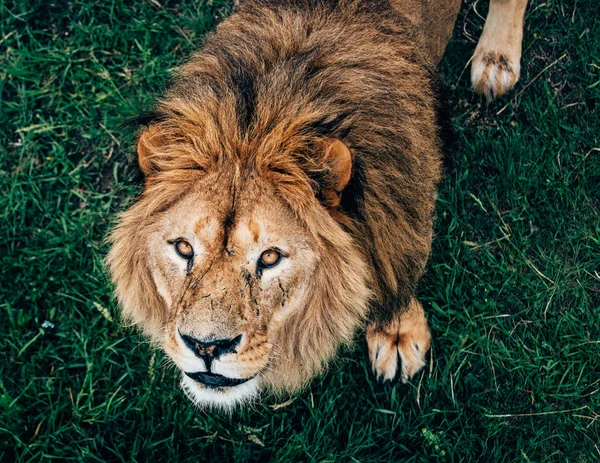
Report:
367,328,400,382
471,51,520,101
366,300,431,383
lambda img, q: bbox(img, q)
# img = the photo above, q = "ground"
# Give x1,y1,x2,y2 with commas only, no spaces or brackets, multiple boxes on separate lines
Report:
1,0,599,461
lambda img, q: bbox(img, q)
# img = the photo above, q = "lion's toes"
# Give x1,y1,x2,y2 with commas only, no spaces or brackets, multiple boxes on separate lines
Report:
396,329,430,382
471,51,520,101
367,328,400,382
367,301,431,383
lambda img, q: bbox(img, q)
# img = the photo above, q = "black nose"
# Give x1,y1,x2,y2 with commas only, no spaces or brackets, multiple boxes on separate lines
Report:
180,333,242,368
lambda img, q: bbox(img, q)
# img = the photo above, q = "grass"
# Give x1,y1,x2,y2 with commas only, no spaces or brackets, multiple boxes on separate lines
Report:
1,0,598,461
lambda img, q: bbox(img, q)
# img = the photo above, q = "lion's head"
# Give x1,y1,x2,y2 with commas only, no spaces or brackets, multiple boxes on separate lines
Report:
107,100,372,408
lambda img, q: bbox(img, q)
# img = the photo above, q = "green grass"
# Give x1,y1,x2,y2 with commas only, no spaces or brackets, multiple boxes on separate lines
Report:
1,0,599,461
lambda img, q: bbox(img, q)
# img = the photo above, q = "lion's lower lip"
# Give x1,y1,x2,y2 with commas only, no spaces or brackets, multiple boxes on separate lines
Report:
185,371,252,388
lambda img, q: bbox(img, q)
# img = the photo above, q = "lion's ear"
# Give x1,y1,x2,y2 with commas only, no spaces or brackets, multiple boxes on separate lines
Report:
321,138,352,209
136,125,164,177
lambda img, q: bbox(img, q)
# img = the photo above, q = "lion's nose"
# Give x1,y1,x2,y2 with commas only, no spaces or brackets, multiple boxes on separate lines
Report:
180,333,242,368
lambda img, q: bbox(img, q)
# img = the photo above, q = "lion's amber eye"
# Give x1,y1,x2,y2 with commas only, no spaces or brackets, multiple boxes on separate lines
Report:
175,240,194,259
259,250,281,268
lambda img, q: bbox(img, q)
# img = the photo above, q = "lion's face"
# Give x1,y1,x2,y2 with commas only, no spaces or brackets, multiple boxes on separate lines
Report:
108,112,371,409
143,172,319,407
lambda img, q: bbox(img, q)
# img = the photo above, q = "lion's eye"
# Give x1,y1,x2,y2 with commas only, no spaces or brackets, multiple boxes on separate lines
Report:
174,240,194,259
259,250,281,268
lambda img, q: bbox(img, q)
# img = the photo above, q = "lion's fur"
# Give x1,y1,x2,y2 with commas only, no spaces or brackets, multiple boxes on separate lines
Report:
108,0,451,401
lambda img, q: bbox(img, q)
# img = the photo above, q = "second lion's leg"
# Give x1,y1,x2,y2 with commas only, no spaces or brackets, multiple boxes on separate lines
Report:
367,298,431,383
471,0,528,101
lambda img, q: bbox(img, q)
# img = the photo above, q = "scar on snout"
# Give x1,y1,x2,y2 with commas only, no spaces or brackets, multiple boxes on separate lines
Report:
278,279,286,308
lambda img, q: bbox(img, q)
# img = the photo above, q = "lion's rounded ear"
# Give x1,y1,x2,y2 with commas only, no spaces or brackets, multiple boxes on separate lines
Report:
137,125,164,176
321,138,352,208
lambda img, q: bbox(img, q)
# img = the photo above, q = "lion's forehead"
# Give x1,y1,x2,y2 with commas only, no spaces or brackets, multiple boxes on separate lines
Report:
159,190,290,254
232,219,263,249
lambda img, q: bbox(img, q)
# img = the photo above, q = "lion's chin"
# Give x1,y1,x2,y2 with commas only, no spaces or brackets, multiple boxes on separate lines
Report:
181,374,261,411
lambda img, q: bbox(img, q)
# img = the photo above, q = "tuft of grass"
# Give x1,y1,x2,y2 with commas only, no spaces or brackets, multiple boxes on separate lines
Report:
1,0,598,461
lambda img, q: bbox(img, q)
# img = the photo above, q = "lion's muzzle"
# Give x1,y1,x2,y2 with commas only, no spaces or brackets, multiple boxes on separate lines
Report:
176,329,266,392
175,328,266,408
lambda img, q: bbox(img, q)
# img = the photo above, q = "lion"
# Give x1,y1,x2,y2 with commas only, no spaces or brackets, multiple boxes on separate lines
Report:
107,0,528,409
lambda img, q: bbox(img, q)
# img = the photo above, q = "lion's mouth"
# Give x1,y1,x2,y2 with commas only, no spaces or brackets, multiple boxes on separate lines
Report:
184,371,253,389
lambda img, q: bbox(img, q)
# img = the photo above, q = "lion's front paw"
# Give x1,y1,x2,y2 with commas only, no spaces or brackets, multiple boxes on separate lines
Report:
471,51,520,101
366,299,431,383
